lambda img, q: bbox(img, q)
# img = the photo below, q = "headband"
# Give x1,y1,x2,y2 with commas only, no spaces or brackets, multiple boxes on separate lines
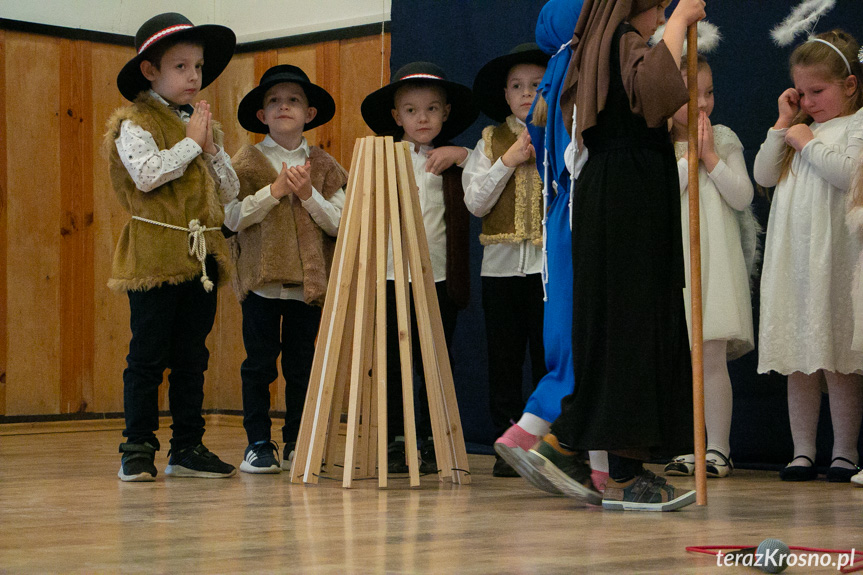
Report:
808,38,852,75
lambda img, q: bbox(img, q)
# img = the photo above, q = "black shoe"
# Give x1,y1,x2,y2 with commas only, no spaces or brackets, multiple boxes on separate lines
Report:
165,444,237,478
118,441,157,482
826,457,860,483
525,435,601,505
280,441,296,471
420,440,437,474
492,454,520,477
240,441,281,474
779,455,817,481
388,440,409,474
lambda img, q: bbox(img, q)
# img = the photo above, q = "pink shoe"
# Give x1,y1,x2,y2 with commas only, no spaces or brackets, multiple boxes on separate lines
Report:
494,424,538,451
591,470,609,493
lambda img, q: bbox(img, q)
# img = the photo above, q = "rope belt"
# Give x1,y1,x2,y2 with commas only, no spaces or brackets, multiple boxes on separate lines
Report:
131,216,220,292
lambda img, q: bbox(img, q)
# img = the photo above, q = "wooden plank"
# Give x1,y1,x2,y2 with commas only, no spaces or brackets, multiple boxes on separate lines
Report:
290,138,361,483
375,137,390,487
386,138,420,487
0,30,7,416
90,42,134,414
337,34,389,169
59,38,95,414
398,143,470,484
5,32,62,415
342,136,376,488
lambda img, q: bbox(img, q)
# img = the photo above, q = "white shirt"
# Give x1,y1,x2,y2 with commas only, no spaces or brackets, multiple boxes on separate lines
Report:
462,124,543,277
387,144,449,282
223,135,346,301
115,90,239,203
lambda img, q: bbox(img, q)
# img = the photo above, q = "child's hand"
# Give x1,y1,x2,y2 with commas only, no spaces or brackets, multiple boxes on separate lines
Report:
670,0,706,28
426,146,468,176
271,163,291,199
501,129,536,168
186,101,211,151
203,108,218,156
784,124,814,152
285,160,313,200
776,88,800,129
698,111,718,170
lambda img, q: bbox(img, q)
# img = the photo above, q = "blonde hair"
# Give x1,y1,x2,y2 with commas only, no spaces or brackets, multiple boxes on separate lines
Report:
778,30,863,183
531,94,548,128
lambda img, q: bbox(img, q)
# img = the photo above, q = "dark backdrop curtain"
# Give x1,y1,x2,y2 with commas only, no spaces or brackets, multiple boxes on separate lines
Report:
391,0,863,466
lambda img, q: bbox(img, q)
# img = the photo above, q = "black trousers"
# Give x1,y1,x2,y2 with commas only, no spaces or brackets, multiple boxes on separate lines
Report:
482,274,546,436
123,269,218,451
240,292,322,445
385,280,458,443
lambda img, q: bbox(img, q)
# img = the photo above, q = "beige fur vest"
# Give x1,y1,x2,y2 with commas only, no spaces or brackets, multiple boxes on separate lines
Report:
230,144,348,305
479,116,543,246
104,93,230,292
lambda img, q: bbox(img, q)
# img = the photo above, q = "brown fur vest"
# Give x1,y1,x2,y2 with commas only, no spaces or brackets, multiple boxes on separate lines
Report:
230,144,348,305
104,93,230,292
479,116,543,246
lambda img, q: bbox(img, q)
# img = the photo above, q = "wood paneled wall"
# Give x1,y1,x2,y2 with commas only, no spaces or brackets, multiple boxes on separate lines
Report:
0,29,390,417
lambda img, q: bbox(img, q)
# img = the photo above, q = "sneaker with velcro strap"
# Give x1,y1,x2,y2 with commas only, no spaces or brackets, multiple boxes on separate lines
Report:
165,444,237,478
602,468,695,511
524,434,602,505
118,441,158,482
240,441,281,474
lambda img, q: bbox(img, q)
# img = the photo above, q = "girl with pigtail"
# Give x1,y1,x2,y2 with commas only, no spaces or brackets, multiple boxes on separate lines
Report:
754,29,863,483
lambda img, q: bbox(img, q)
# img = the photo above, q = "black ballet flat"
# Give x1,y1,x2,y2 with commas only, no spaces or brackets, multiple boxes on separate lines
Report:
779,455,817,481
826,457,860,483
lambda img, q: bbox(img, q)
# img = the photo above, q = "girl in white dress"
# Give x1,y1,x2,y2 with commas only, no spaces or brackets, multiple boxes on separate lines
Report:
754,30,863,483
664,55,755,479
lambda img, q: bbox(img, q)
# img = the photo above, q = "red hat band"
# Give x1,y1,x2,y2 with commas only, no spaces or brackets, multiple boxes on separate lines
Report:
138,24,194,54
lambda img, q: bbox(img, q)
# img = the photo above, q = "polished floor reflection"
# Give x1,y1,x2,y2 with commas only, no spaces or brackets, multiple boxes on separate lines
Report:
1,419,861,574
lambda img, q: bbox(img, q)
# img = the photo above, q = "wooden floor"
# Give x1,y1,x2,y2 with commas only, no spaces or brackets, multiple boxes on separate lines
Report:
1,419,861,574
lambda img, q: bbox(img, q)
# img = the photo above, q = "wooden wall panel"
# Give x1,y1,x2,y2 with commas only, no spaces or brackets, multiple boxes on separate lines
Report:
1,30,391,418
338,35,387,169
5,32,62,415
90,42,135,414
59,39,94,414
0,31,6,415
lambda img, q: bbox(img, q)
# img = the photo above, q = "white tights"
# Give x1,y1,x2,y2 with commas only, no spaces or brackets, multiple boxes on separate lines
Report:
787,370,863,469
703,339,733,458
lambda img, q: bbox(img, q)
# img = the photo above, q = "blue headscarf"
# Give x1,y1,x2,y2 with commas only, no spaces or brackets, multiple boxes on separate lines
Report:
527,0,584,193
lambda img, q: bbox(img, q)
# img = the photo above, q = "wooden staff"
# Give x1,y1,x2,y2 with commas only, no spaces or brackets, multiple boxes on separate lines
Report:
687,23,707,505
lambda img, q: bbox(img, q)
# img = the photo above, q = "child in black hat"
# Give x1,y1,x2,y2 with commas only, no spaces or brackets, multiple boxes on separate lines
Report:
104,12,238,481
223,65,348,473
462,43,549,478
360,62,478,473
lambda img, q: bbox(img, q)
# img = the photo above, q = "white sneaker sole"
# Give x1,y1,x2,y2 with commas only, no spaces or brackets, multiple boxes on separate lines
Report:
525,449,602,505
165,465,237,478
240,460,281,474
602,488,696,512
118,466,155,482
495,443,563,495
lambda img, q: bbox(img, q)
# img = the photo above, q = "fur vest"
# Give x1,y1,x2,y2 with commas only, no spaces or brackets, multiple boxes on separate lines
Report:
230,144,348,305
104,93,230,292
479,116,543,246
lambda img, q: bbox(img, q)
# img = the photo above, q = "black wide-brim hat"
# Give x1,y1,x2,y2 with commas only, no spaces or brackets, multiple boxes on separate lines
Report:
237,65,336,133
472,43,550,122
361,62,478,143
117,12,236,102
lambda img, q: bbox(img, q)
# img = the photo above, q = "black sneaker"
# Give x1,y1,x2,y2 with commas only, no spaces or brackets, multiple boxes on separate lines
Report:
118,441,157,482
388,439,409,474
165,444,237,478
280,441,296,471
525,435,601,505
240,441,281,474
420,440,437,474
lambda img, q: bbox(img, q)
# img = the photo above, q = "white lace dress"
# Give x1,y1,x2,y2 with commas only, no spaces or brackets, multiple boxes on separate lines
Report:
675,125,755,360
754,109,863,375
